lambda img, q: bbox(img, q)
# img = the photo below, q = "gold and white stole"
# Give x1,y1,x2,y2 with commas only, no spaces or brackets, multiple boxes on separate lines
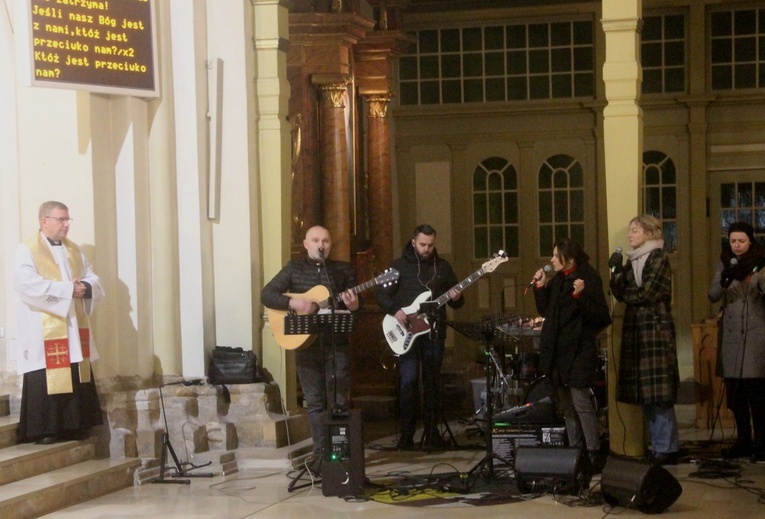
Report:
24,234,91,394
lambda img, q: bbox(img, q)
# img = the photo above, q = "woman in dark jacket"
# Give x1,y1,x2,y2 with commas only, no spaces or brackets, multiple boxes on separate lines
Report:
609,215,680,465
708,221,765,462
533,238,612,468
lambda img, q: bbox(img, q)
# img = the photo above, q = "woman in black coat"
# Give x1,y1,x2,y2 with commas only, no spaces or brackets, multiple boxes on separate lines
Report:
533,238,612,467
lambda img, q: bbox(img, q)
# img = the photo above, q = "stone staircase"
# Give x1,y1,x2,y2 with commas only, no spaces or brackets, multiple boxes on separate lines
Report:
0,395,140,519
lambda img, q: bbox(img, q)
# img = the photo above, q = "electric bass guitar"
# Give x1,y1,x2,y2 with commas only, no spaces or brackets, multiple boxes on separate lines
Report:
382,251,508,355
267,268,399,350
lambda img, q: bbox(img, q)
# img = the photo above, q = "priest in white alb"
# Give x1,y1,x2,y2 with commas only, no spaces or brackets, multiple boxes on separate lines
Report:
12,201,105,444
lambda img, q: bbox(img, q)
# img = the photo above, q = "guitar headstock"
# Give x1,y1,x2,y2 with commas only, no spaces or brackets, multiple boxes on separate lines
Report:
378,268,400,287
482,250,509,273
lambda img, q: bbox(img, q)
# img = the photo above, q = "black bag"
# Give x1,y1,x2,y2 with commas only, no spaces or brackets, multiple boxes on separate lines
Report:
209,346,259,385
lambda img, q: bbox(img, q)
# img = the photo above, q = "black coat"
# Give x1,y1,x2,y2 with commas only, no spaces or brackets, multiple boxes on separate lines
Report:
533,261,611,387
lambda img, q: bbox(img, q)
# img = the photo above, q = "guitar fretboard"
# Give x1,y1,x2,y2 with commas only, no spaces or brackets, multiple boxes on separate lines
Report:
431,268,486,309
317,274,391,310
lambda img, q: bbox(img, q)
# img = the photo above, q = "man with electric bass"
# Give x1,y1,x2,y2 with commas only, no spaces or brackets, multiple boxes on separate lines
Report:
376,224,463,450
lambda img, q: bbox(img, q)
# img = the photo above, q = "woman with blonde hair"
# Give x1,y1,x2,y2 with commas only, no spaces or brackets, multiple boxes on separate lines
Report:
609,215,680,465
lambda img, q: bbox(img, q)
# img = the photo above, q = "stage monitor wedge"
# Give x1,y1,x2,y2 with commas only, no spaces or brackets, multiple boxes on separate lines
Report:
601,455,682,514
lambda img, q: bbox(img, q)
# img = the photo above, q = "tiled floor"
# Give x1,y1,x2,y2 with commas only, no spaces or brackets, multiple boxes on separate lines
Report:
40,405,765,518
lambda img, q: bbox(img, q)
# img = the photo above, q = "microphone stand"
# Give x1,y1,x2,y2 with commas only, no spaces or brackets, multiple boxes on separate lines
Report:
152,380,214,484
318,248,346,419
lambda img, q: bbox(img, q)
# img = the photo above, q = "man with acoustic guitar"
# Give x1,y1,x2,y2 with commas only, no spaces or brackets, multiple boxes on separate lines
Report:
261,226,360,465
376,224,463,450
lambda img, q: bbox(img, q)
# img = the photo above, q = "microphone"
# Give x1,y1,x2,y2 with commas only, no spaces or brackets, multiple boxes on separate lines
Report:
525,264,553,294
721,257,738,288
318,246,325,259
609,246,623,273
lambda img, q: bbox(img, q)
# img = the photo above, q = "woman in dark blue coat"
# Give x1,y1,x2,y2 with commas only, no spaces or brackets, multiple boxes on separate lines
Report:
533,238,612,468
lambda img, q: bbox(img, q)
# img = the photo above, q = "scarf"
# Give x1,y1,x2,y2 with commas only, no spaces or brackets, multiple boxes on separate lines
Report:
625,239,664,287
720,241,765,287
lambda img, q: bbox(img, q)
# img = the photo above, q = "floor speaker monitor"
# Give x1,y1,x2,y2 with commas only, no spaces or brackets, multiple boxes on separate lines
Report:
321,409,365,497
601,456,682,514
514,446,592,495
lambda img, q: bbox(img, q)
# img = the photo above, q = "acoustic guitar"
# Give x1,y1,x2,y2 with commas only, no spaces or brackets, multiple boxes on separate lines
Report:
266,268,399,350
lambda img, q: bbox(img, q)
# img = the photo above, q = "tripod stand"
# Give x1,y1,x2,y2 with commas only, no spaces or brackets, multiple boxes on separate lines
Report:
152,380,214,484
448,318,517,483
283,311,358,493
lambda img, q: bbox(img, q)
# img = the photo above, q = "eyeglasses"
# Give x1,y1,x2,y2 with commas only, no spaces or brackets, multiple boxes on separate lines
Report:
45,216,73,223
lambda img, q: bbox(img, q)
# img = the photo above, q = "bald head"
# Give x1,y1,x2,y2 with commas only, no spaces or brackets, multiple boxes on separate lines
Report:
304,226,332,260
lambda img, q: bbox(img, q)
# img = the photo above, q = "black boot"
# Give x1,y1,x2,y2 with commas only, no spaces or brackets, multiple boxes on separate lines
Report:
722,439,752,459
396,434,415,450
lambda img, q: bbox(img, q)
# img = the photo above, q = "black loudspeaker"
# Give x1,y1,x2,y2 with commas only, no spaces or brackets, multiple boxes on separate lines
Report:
601,456,682,514
321,409,365,497
514,446,592,495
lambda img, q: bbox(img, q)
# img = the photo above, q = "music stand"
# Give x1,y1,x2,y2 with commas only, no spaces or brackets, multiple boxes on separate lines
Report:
284,312,357,337
284,311,357,493
152,381,214,484
447,318,518,484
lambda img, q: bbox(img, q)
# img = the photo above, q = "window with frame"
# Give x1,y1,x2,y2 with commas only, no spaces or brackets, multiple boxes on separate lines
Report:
710,8,765,91
642,151,678,253
473,157,519,259
719,181,765,249
399,19,595,105
538,154,584,256
641,14,686,94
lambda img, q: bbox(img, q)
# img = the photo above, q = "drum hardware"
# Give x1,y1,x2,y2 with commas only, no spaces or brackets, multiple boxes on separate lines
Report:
447,318,519,484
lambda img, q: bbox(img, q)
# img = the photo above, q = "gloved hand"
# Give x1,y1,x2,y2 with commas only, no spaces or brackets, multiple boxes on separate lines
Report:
608,251,623,272
720,268,734,289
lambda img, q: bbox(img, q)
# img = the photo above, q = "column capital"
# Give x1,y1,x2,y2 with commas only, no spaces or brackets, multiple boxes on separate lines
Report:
365,94,393,118
312,75,351,108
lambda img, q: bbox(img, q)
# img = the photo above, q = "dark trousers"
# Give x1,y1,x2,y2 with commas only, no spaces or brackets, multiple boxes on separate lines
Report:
724,377,765,451
398,336,444,440
295,338,349,454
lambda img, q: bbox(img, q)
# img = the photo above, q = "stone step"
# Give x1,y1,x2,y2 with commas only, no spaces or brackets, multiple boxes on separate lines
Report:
0,437,97,486
0,415,18,450
0,457,140,519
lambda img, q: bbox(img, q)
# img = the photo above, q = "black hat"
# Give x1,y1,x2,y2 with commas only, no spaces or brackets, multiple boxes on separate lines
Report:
727,221,756,243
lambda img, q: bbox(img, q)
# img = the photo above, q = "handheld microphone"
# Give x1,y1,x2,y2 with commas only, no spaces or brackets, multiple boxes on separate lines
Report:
525,265,553,294
609,246,623,273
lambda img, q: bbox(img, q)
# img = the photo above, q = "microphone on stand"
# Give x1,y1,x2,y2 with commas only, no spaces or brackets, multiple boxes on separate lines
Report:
524,265,553,294
318,246,325,260
721,257,738,288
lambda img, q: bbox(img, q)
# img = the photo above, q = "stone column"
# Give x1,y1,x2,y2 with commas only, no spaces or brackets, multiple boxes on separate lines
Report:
601,0,644,457
314,75,352,261
365,94,394,268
